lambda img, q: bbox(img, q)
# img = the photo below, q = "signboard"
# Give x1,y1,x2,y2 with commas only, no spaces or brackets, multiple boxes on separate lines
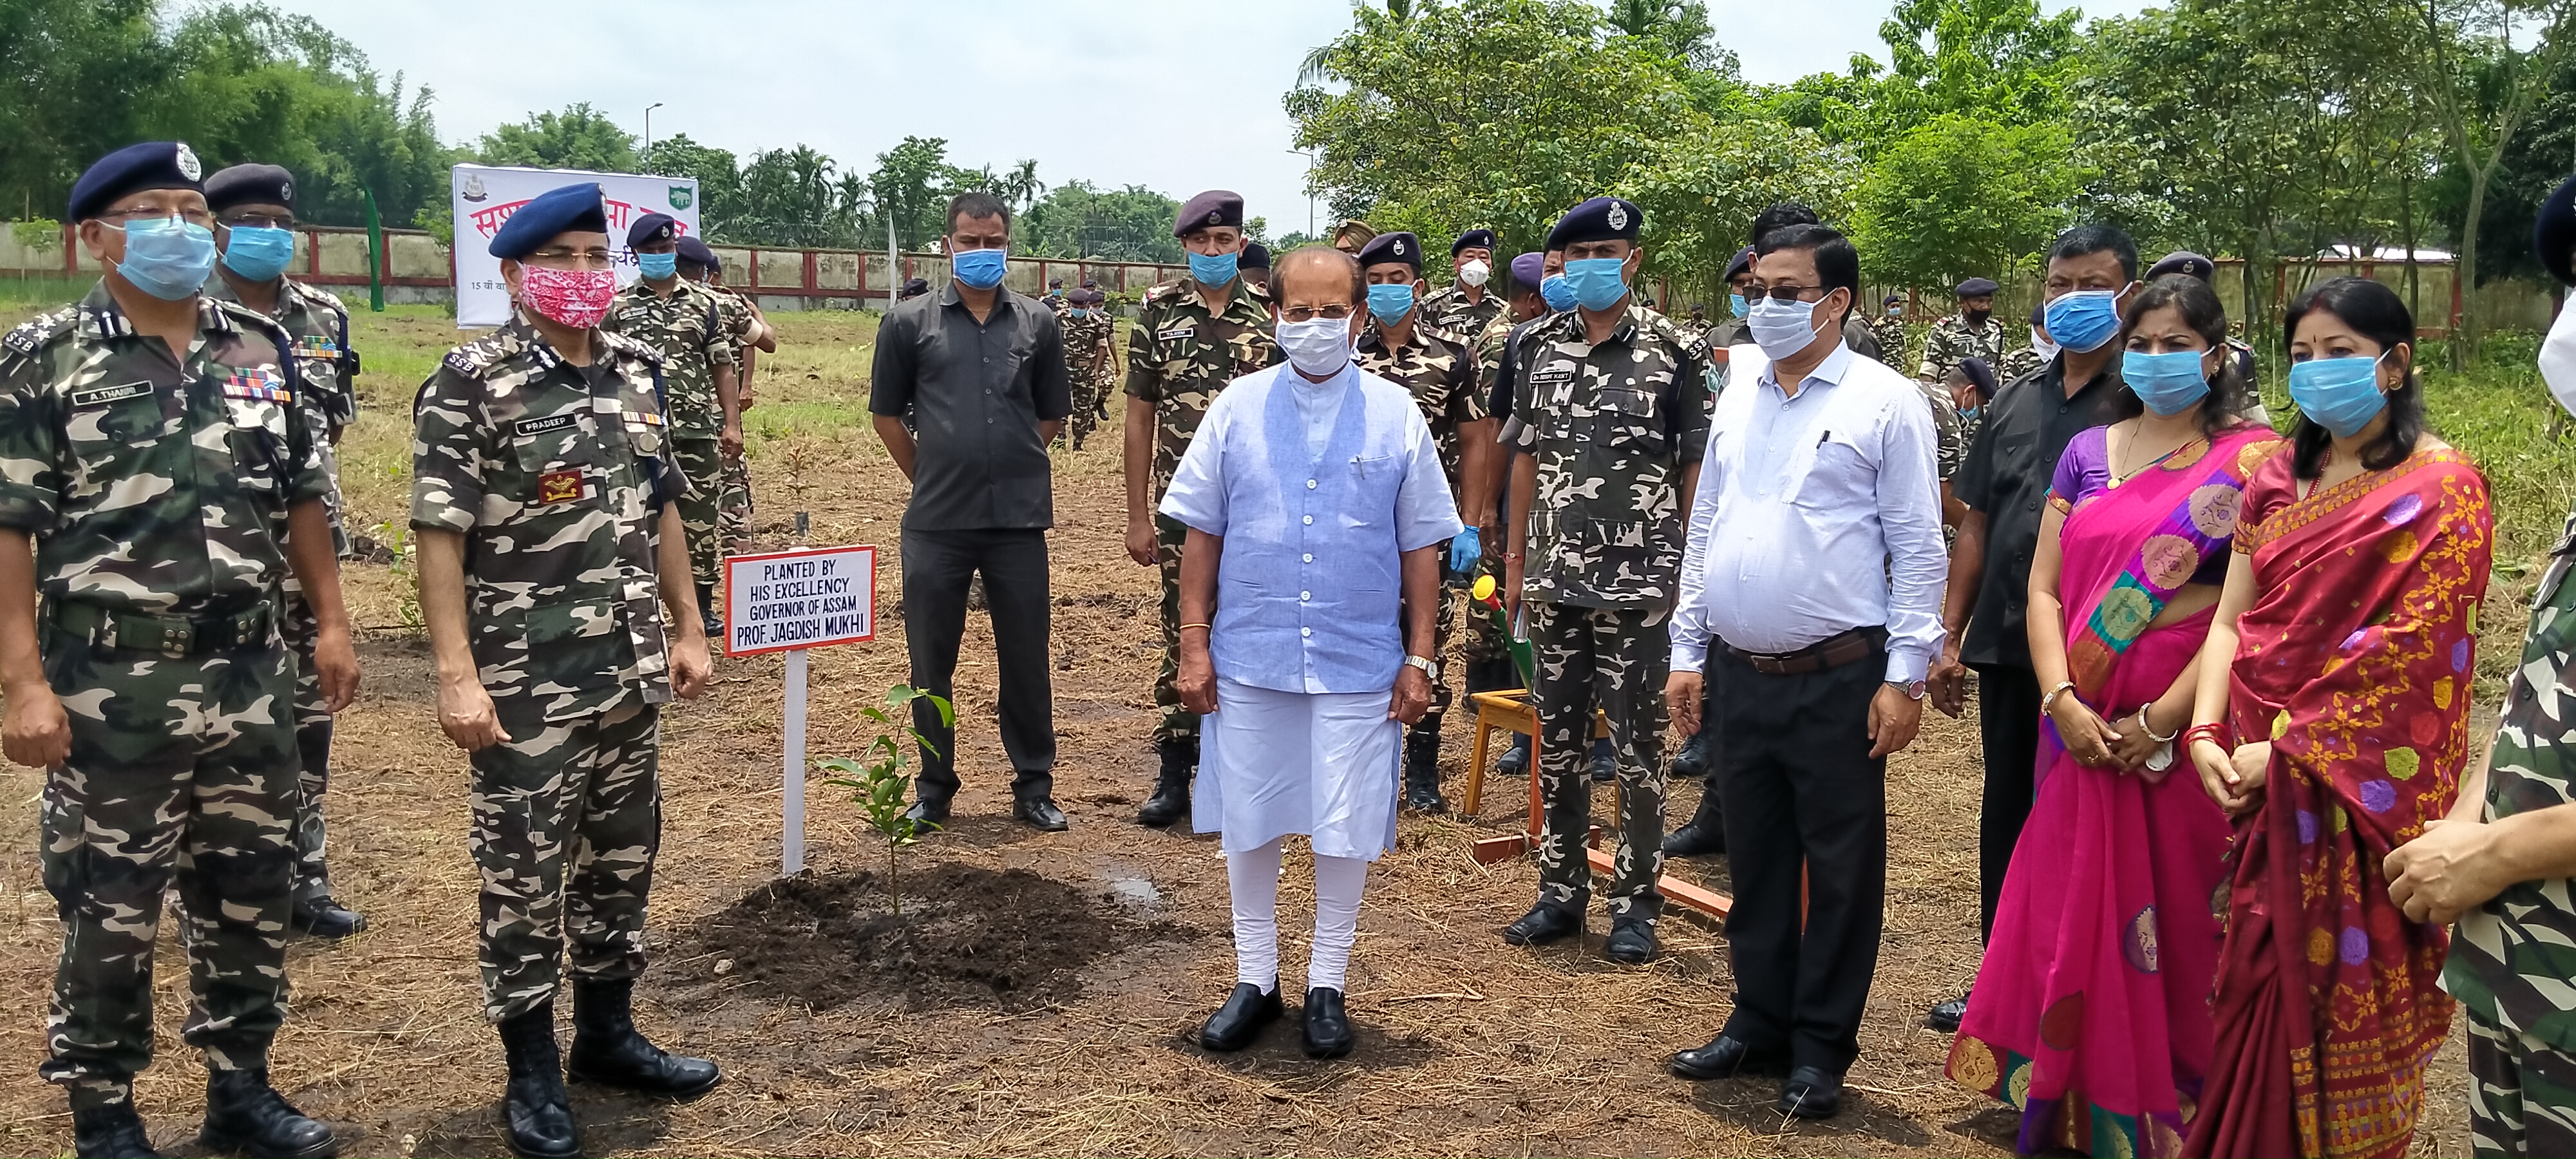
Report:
723,545,876,657
449,164,702,328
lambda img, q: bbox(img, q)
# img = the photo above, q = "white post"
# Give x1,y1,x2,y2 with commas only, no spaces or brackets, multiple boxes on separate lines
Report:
887,214,900,313
782,648,808,875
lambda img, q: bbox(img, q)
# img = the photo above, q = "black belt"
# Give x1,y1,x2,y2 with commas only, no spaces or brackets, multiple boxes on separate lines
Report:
1720,626,1884,676
49,601,278,657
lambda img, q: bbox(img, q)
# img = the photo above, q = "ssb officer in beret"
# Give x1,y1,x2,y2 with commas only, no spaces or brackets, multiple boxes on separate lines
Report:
674,236,777,560
598,211,737,638
2146,250,2262,391
1918,276,2005,388
1240,241,1273,297
1498,196,1710,964
1419,228,1506,343
412,182,719,1159
202,162,372,943
1,142,356,1158
1123,190,1282,829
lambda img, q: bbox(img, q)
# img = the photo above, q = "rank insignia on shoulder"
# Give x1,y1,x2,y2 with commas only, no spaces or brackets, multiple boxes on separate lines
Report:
537,469,583,505
221,367,291,402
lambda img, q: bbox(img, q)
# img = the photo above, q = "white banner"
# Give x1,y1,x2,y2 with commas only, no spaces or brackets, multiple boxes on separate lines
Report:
449,164,701,328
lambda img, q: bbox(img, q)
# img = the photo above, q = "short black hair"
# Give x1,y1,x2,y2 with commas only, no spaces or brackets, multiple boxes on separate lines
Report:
1751,202,1821,249
2284,276,2423,478
945,190,1010,236
1755,222,1860,329
2050,224,2139,283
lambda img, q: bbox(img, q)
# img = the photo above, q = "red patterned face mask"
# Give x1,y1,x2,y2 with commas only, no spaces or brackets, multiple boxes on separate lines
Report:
517,265,617,329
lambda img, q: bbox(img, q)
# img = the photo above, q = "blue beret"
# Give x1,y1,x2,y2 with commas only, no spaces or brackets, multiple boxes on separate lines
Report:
1081,278,1099,288
1723,245,1756,282
1452,229,1497,256
204,164,294,214
1240,241,1272,270
1958,357,1998,399
1173,189,1243,238
1546,196,1642,249
2538,173,2576,287
490,183,609,259
1356,231,1421,272
627,212,676,249
1508,252,1545,290
69,142,206,222
675,236,717,267
1884,294,1904,306
2145,252,2213,283
1955,277,2001,297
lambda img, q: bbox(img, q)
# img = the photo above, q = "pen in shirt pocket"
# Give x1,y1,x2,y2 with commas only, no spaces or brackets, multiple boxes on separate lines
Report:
1817,429,1830,446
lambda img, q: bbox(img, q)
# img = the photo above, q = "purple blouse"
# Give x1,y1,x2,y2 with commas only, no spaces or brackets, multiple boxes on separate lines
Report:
2050,425,2230,587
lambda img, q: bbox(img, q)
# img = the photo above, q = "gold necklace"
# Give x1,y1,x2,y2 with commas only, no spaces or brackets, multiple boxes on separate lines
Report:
2108,422,2202,488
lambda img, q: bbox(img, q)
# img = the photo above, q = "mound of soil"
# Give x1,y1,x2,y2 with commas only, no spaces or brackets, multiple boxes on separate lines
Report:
673,862,1186,1012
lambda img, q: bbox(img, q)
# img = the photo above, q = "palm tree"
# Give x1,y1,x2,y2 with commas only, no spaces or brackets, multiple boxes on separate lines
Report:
1294,0,1416,88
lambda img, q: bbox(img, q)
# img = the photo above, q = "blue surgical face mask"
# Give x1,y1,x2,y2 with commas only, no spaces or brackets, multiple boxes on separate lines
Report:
1366,282,1415,324
2287,352,2392,438
951,247,1007,290
219,225,296,282
636,250,678,281
1540,272,1577,312
1564,256,1629,312
2043,288,2123,353
1068,307,1089,319
1186,249,1240,287
1728,292,1748,318
2121,349,2213,415
114,215,218,301
1959,404,1983,423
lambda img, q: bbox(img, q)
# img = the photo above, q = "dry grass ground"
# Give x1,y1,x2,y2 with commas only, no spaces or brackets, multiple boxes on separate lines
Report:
0,299,2502,1156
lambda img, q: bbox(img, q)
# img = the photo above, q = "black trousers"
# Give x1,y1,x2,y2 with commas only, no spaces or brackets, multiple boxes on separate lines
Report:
899,527,1056,798
1712,637,1886,1074
1969,663,2041,945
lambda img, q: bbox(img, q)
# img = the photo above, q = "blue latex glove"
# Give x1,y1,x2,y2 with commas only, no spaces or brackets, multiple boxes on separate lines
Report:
1448,525,1482,576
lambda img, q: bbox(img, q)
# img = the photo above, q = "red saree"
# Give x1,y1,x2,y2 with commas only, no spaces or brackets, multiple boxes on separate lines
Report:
2183,448,2492,1158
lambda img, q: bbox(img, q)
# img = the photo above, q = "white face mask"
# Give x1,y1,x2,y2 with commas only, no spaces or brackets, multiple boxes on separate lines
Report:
1276,316,1354,378
2544,295,2576,420
1456,259,1490,288
2031,327,2060,365
1747,296,1826,361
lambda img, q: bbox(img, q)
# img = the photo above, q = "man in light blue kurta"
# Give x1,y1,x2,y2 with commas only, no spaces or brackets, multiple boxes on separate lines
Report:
1160,245,1459,1060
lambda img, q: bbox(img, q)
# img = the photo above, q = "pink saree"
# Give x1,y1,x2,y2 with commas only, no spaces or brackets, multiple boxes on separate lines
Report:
1949,426,2282,1157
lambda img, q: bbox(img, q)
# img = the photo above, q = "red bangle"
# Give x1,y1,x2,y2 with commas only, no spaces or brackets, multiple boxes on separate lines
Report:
2181,722,2231,752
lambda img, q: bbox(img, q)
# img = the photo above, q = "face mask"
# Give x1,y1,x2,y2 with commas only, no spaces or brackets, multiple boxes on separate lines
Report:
1457,259,1490,288
219,225,296,283
1959,405,1982,423
2043,289,2122,352
1886,304,1903,316
2121,349,2213,416
1068,308,1089,319
1366,283,1415,324
1275,316,1352,377
635,250,677,281
1747,296,1827,361
1540,273,1577,313
2543,296,2576,420
518,265,618,329
1187,249,1239,287
113,216,218,301
2287,352,2392,438
1964,308,1991,326
951,247,1007,290
1563,257,1628,312
1728,292,1748,319
2031,328,2060,364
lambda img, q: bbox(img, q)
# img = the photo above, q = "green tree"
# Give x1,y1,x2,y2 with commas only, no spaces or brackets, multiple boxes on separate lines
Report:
477,102,635,173
867,135,958,251
1020,180,1183,262
0,0,178,223
1616,118,1861,306
735,145,862,249
1850,113,2076,290
1872,0,2080,132
641,133,743,236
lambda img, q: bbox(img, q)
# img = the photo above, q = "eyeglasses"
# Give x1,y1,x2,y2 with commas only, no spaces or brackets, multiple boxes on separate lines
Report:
1280,304,1355,323
522,249,616,272
1745,285,1831,303
102,206,215,228
218,213,298,231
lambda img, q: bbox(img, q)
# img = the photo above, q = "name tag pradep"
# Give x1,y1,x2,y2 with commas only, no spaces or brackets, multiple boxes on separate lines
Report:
537,469,583,505
515,413,577,437
69,381,152,407
1157,324,1195,342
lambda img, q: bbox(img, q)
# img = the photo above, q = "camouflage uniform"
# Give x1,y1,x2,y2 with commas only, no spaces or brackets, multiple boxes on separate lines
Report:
1,284,328,1106
1419,283,1506,352
1916,312,2007,388
705,283,763,552
1502,303,1709,921
2445,509,2576,1158
412,319,687,1021
1124,276,1279,746
1354,317,1482,731
1920,379,1967,480
207,276,359,909
1870,312,1909,370
1061,304,1118,449
599,278,734,599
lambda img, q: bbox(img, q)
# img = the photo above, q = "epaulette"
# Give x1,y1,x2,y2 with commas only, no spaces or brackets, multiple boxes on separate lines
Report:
1636,309,1708,362
0,307,77,362
440,327,526,378
1139,281,1187,307
597,328,666,368
210,299,296,348
1418,321,1471,351
284,279,349,320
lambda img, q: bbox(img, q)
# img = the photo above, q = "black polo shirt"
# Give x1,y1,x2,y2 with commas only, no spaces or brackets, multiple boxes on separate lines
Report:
867,283,1072,531
1952,355,2125,669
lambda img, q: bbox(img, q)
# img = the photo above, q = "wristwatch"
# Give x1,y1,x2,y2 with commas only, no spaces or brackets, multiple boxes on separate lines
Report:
1404,655,1437,679
1886,679,1927,701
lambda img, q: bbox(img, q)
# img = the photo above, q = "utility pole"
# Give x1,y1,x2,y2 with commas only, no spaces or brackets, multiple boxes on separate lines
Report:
643,101,665,161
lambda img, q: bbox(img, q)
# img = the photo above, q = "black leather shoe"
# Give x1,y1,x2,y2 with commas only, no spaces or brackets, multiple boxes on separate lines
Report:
1927,992,1969,1033
73,1104,158,1158
497,1003,577,1159
1671,728,1714,780
200,1068,336,1158
1013,794,1069,831
1494,737,1530,777
1136,738,1194,827
1401,730,1447,813
1604,919,1658,965
1777,1066,1844,1118
1669,1033,1788,1080
1664,783,1727,858
566,979,721,1099
290,896,367,941
1302,988,1355,1059
904,796,950,831
1198,981,1283,1051
1501,902,1584,946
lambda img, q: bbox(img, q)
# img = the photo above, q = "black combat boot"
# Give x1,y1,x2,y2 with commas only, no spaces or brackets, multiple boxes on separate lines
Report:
199,1068,336,1158
1401,728,1447,813
1135,737,1194,827
496,1002,577,1159
290,896,366,941
1494,733,1531,777
565,979,721,1099
71,1101,157,1159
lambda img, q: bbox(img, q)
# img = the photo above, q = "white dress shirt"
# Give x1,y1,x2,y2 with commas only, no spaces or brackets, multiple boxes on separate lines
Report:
1669,339,1947,683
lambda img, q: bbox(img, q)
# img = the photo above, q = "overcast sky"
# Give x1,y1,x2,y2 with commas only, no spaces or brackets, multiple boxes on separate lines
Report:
260,0,2150,237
